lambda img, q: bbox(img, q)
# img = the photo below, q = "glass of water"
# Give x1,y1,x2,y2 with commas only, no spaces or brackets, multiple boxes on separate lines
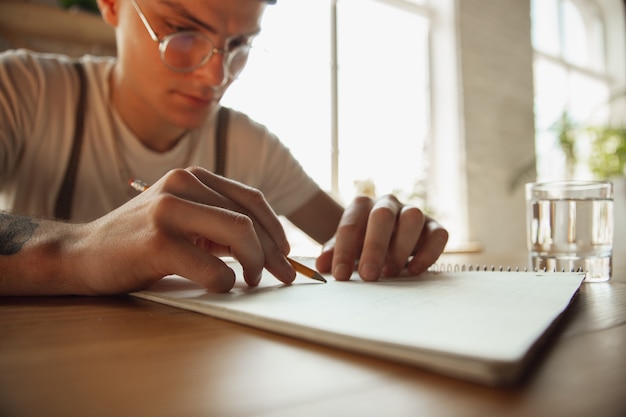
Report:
525,181,614,282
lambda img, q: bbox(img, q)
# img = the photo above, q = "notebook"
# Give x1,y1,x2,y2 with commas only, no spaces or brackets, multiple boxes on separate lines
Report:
131,258,585,386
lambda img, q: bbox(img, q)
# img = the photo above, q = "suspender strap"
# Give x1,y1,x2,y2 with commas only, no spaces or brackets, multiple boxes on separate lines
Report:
54,71,229,221
54,62,87,220
215,106,230,177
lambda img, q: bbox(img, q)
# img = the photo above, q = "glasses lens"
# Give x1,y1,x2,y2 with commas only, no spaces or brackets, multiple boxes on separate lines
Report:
163,33,213,70
226,46,251,79
162,32,251,77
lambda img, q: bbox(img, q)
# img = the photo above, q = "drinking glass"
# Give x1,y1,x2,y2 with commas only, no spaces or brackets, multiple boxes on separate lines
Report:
525,181,614,282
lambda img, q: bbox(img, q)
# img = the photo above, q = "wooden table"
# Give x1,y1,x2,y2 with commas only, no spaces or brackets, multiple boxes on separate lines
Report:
1,253,625,417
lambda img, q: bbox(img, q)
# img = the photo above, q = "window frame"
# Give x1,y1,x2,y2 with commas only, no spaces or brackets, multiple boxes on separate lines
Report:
532,0,626,180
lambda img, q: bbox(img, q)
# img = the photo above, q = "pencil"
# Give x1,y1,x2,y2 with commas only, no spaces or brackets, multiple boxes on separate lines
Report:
128,178,326,283
287,257,327,283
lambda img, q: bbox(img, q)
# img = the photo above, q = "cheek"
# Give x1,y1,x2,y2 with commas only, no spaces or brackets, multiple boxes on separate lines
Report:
120,23,165,80
128,51,171,98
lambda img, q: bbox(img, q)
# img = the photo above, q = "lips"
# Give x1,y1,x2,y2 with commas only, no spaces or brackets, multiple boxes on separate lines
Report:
177,91,215,107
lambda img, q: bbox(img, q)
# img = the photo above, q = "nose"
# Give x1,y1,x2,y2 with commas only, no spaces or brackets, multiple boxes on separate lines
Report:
195,50,229,88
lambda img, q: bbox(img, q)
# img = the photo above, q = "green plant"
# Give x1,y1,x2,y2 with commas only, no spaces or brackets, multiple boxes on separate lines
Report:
550,110,626,180
59,0,100,14
588,126,626,179
507,109,626,192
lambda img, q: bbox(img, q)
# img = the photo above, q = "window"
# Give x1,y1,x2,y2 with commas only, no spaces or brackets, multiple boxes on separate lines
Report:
531,0,622,180
221,0,334,192
223,0,433,199
221,0,467,247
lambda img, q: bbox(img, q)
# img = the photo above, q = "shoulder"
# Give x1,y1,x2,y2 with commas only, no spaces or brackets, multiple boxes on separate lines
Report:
0,50,80,139
75,55,115,110
0,49,114,91
0,49,74,83
225,107,270,136
0,48,56,69
223,107,287,151
76,54,116,80
0,50,79,113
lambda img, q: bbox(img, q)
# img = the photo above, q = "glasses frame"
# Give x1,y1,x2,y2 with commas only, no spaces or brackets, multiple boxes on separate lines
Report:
129,0,250,77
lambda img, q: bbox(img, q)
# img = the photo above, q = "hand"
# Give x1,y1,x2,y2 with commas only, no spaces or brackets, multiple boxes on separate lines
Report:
70,167,296,294
315,195,448,281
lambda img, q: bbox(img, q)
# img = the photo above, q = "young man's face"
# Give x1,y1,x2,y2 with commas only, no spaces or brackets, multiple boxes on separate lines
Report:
109,0,266,129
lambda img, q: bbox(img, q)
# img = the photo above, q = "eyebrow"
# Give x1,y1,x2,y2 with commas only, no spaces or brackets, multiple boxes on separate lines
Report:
158,0,262,38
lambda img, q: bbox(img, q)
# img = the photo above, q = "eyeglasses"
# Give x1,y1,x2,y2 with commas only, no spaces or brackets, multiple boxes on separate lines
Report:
130,0,252,80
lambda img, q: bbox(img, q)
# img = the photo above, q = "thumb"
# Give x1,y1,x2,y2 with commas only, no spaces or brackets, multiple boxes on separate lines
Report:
315,239,335,273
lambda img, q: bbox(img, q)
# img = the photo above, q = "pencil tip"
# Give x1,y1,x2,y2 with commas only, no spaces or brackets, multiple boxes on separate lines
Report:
313,272,327,283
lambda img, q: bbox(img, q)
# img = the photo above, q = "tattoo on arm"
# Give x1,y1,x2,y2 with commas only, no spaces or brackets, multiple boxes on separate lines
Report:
0,213,39,255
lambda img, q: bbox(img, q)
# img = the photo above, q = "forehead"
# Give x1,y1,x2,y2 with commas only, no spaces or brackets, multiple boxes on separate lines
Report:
153,0,266,34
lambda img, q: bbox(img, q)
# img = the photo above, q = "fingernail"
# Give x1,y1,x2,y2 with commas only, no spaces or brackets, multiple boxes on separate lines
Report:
253,272,262,286
333,263,352,280
360,262,380,281
282,242,291,255
282,258,296,283
244,271,262,286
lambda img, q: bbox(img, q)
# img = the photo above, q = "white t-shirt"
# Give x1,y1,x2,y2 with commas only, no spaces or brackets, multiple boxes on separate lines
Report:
0,50,320,222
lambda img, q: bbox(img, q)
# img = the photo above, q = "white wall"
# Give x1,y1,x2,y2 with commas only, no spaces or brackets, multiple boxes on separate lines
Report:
455,0,536,252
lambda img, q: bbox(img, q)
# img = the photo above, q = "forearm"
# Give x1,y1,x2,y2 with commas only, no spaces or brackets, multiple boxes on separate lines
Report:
287,191,344,245
0,212,86,295
0,168,312,296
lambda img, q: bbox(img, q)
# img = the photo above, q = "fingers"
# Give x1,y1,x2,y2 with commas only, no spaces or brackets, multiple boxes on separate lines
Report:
155,168,295,285
358,195,410,281
327,196,372,281
322,194,447,282
315,238,334,274
406,218,449,275
187,167,290,255
381,205,426,277
167,239,237,293
151,194,265,289
82,197,244,294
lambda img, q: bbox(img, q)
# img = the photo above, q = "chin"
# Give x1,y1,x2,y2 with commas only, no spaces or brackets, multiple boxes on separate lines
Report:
172,105,217,129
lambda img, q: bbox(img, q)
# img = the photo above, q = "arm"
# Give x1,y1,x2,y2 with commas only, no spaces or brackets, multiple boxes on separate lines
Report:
286,190,343,245
288,191,449,281
0,167,297,296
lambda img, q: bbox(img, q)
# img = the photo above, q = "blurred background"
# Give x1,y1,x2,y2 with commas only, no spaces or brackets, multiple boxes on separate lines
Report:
1,0,624,254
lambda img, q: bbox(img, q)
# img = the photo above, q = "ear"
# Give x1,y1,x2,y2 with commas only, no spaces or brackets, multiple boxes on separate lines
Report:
97,0,119,27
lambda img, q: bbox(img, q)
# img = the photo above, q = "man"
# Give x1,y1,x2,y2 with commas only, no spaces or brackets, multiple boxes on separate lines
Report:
0,0,448,295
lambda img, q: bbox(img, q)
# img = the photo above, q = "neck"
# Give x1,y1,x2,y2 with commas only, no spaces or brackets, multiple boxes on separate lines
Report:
109,69,189,153
139,128,189,152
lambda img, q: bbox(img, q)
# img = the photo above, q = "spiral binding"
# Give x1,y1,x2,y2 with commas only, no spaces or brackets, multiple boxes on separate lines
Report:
427,264,585,273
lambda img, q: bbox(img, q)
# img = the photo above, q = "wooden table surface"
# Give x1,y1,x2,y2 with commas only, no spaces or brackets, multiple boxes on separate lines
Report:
1,253,625,417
